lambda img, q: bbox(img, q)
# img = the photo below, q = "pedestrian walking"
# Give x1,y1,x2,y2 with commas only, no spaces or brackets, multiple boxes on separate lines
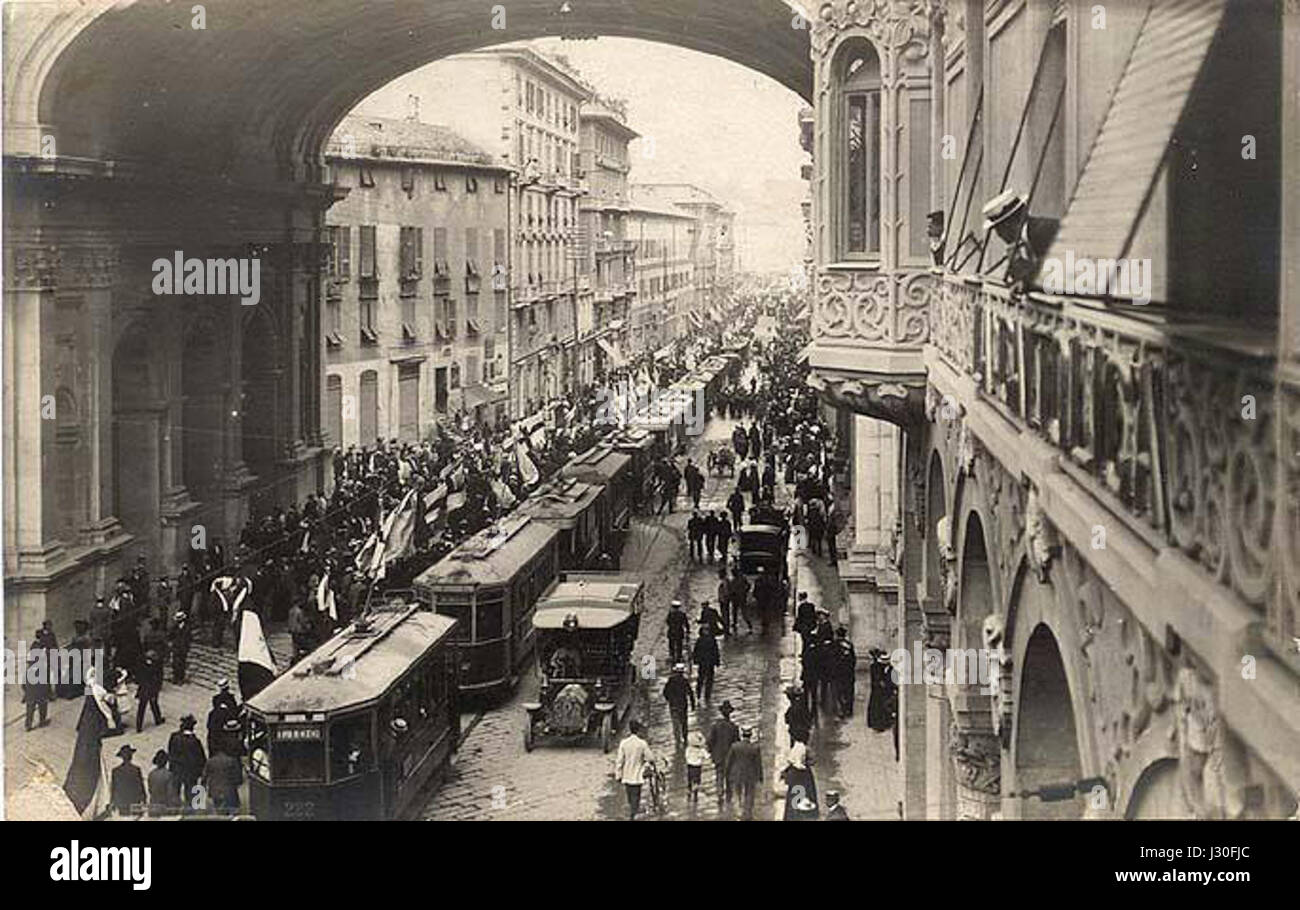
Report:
685,729,707,804
147,749,180,815
22,635,51,731
663,664,695,747
703,511,719,563
716,568,734,636
203,734,244,813
831,627,857,718
167,714,206,806
781,740,819,821
688,510,705,563
667,600,689,665
706,701,740,806
206,679,239,757
110,744,146,816
785,686,813,748
134,650,165,732
685,459,705,510
169,611,192,684
726,487,745,529
725,726,763,820
613,719,655,820
692,627,720,702
717,512,732,562
729,568,753,634
824,789,850,820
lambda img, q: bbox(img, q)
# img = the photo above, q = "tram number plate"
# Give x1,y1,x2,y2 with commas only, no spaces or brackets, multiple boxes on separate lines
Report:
281,799,316,819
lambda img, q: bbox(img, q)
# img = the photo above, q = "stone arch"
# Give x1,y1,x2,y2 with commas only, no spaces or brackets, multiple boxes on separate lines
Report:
1013,624,1084,820
924,448,947,606
948,507,1002,819
1124,758,1186,820
24,1,811,182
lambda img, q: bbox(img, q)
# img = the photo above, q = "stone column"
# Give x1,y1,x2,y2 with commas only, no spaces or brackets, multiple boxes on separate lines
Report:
897,432,927,819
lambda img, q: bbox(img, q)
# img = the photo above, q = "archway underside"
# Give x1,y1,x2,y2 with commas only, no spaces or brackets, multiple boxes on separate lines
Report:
21,0,811,180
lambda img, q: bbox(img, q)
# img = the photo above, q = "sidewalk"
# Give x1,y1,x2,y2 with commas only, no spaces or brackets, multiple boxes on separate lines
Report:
787,543,902,822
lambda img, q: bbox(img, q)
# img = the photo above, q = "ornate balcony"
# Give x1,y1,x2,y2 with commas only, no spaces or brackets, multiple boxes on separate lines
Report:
931,273,1285,645
806,264,933,428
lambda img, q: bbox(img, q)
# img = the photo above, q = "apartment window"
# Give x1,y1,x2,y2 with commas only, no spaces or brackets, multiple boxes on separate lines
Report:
465,228,481,295
484,337,496,380
526,81,535,114
329,225,351,280
400,166,415,195
359,164,375,188
466,354,480,388
360,296,377,343
446,297,458,340
359,225,377,279
494,175,507,194
326,298,342,346
449,362,461,391
432,227,449,286
839,41,882,257
466,175,478,194
516,73,522,108
399,226,424,281
434,170,447,191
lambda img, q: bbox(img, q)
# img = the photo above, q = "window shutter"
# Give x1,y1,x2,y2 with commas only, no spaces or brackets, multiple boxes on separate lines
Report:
359,225,376,278
338,226,351,277
415,227,424,276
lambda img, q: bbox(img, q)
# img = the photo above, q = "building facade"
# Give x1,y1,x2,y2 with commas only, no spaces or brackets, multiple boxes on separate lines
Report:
578,95,639,384
626,192,698,358
360,46,595,420
806,0,1299,820
323,114,511,449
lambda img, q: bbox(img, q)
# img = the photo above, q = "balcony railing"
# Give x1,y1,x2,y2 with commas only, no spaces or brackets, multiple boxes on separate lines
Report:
931,272,1277,619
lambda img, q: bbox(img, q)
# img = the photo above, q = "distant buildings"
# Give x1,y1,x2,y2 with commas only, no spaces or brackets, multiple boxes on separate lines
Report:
340,43,738,418
323,114,511,445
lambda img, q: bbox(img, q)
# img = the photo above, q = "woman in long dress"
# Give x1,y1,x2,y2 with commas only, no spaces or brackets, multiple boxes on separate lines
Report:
781,740,819,821
63,666,123,816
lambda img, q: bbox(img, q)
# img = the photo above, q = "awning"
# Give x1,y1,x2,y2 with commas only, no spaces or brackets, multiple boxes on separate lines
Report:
1041,0,1227,290
688,310,704,328
462,384,501,410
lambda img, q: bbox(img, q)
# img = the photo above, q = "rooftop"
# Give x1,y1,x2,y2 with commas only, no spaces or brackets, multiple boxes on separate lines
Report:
326,114,502,169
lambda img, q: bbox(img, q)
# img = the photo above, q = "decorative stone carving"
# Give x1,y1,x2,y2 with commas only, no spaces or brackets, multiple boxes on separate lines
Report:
1024,484,1059,583
936,513,957,614
1173,666,1248,819
950,723,1001,795
811,0,934,65
981,614,1014,747
814,268,931,346
957,419,976,476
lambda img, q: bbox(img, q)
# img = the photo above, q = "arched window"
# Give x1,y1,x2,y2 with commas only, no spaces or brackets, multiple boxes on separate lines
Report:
837,41,882,258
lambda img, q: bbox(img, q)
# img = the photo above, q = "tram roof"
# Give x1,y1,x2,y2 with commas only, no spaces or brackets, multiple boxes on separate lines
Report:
516,478,603,524
561,445,632,484
247,606,457,715
416,515,559,587
534,579,643,630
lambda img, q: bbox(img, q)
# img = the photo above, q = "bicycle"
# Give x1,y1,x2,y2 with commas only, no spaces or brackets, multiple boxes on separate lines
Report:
644,759,668,816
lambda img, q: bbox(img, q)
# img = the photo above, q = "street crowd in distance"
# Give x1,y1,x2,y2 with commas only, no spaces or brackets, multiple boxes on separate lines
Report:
612,325,897,821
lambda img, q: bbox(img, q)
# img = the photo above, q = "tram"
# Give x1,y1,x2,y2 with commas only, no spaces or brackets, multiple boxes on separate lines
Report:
609,428,657,514
516,477,608,571
414,515,559,695
561,444,634,564
244,599,460,821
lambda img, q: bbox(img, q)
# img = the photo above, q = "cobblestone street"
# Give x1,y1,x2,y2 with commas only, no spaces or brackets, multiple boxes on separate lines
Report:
421,411,790,821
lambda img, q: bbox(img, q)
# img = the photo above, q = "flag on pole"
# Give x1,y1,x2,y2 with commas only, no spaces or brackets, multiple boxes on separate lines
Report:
316,572,337,621
381,489,418,570
237,610,277,701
